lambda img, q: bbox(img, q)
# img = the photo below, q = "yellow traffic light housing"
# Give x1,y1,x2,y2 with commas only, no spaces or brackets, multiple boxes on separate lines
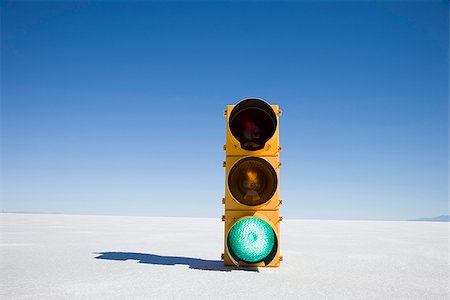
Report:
222,98,282,268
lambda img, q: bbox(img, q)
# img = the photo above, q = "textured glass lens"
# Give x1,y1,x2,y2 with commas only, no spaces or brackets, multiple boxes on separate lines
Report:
228,218,275,263
228,157,277,206
229,99,277,151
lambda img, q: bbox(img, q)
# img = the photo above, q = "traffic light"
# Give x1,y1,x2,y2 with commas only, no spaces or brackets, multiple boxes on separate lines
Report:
222,98,282,267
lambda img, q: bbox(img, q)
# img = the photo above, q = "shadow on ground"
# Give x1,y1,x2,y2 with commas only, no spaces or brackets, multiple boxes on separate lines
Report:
94,252,258,272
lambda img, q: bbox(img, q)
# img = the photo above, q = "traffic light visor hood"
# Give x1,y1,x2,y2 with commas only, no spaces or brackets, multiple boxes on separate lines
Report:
229,98,277,151
227,217,278,265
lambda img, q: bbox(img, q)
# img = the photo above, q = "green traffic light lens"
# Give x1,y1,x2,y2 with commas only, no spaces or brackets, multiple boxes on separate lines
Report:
227,217,276,264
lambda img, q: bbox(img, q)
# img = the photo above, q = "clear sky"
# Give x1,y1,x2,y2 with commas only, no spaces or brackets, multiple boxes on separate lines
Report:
1,1,448,220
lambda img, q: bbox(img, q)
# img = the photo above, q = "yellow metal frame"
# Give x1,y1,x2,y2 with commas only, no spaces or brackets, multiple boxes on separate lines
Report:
222,99,282,268
224,156,281,211
223,210,281,267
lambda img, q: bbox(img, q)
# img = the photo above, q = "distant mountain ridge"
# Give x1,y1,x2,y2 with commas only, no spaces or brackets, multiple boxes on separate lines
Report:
408,215,449,222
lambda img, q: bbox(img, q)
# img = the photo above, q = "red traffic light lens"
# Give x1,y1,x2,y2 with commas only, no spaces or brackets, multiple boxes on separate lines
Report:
229,98,277,151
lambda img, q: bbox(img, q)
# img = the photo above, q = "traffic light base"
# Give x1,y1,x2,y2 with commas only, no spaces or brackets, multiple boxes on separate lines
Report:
222,251,281,267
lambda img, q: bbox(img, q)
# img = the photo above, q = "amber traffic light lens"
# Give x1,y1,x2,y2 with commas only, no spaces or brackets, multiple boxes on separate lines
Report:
228,157,277,206
229,99,277,151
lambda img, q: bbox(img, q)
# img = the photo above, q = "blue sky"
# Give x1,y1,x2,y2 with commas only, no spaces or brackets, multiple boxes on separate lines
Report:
1,1,448,220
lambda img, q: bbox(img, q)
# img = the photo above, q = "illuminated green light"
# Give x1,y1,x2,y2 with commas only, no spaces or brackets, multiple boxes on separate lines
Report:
228,217,275,263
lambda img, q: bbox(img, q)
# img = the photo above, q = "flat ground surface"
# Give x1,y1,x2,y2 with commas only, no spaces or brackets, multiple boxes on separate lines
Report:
1,214,448,299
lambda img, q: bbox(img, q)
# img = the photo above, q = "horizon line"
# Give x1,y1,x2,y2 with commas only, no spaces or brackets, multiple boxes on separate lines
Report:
1,210,449,222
